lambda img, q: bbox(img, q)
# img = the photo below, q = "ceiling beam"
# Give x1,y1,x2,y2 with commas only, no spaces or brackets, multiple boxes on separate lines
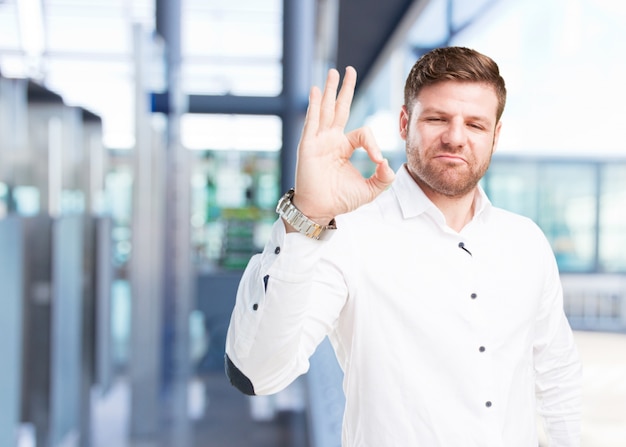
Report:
335,0,431,92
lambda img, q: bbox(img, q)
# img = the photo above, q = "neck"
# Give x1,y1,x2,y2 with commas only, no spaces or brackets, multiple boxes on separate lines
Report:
431,190,477,232
409,170,478,232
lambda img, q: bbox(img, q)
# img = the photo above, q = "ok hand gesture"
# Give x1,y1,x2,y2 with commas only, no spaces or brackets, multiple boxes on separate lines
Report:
290,67,396,226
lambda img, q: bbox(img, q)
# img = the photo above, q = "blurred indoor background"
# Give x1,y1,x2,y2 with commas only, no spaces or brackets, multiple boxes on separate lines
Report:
0,0,625,446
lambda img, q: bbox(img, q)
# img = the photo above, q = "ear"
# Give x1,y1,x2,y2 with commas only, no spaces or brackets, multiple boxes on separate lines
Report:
492,120,503,153
399,105,409,141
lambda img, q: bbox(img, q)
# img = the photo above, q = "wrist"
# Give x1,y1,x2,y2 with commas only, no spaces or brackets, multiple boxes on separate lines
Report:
276,189,336,240
291,197,335,226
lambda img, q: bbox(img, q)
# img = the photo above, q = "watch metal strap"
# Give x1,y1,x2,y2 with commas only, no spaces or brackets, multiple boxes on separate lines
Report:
276,188,336,240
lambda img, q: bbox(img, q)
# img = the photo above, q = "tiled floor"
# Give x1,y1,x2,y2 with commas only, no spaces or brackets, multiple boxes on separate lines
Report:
90,331,626,447
575,331,626,447
194,373,308,447
91,371,309,447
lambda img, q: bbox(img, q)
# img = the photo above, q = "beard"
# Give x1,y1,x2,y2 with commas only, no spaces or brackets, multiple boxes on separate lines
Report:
406,142,493,198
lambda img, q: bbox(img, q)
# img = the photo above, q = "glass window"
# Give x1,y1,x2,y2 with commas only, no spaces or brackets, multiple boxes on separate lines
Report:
537,163,597,272
484,159,539,221
599,163,626,273
181,0,283,97
190,149,280,270
181,114,281,151
181,61,282,97
183,114,282,270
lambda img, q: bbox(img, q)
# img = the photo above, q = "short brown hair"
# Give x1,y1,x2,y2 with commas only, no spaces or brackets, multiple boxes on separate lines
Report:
404,46,507,121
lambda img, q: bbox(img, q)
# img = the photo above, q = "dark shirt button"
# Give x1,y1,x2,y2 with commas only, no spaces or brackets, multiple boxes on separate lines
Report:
274,246,281,254
470,293,477,299
458,241,472,255
252,303,259,311
479,346,486,352
485,401,492,408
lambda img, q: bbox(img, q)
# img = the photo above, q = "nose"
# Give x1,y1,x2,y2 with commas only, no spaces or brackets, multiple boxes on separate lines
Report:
441,119,467,148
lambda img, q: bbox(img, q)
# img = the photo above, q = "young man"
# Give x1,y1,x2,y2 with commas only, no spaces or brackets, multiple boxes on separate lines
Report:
225,47,582,446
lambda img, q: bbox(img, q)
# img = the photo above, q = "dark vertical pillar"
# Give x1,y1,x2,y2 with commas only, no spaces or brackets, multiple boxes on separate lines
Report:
156,0,179,401
281,0,316,193
156,0,182,74
156,0,193,446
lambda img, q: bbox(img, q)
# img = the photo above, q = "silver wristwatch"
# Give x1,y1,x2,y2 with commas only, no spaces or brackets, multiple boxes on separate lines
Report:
276,188,336,240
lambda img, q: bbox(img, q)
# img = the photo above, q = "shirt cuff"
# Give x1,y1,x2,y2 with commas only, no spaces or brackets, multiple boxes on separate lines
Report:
263,218,331,283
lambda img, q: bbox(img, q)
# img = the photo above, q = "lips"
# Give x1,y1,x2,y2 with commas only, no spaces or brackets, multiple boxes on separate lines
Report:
435,153,467,163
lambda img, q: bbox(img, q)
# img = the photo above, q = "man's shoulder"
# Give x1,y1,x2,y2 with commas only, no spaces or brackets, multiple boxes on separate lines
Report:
486,205,547,239
488,205,535,223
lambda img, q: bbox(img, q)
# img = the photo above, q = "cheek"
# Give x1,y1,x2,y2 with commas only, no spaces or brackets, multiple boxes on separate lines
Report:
404,136,422,163
405,125,419,144
407,126,435,152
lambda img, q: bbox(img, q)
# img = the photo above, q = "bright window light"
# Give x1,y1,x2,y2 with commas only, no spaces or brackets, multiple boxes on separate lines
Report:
181,114,282,151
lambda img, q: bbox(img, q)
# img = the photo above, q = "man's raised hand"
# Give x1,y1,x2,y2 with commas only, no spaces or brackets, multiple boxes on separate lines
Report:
291,67,396,225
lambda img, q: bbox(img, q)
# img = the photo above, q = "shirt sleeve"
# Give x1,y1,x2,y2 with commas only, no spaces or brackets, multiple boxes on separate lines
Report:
225,218,347,396
533,240,583,446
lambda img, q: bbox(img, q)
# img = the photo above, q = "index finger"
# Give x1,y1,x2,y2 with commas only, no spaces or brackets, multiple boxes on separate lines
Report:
332,66,357,129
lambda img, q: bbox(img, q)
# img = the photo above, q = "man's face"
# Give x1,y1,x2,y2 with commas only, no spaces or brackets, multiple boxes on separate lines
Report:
400,81,502,199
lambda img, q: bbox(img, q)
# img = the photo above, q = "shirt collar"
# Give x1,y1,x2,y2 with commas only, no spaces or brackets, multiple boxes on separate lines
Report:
392,163,492,223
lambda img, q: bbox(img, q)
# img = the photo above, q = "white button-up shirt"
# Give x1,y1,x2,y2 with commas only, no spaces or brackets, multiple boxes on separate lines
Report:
226,165,582,446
